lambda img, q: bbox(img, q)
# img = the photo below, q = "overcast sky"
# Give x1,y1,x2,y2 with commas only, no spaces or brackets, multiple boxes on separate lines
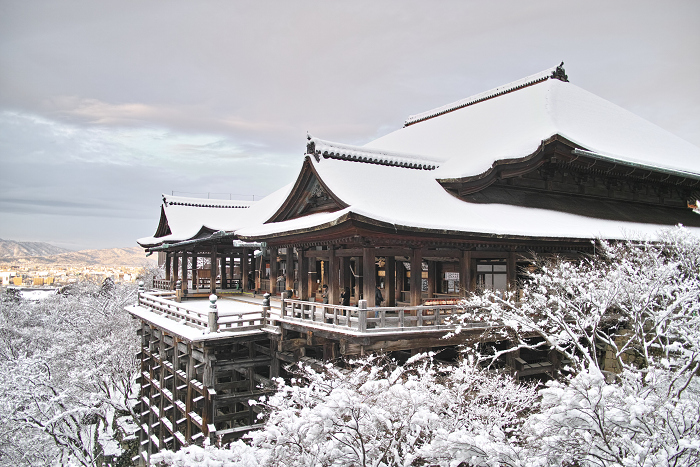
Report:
1,1,698,250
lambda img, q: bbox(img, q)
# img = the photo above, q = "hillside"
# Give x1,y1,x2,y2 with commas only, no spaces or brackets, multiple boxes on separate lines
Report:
0,239,72,257
0,246,155,267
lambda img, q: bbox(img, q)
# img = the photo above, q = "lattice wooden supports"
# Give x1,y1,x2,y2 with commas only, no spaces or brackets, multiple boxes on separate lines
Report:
135,322,274,461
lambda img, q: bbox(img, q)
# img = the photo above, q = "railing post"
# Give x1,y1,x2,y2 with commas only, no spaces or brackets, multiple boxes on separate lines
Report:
138,281,144,305
208,294,219,332
175,279,183,303
358,300,367,333
263,292,271,323
398,308,405,328
435,308,441,326
417,308,423,327
280,293,286,318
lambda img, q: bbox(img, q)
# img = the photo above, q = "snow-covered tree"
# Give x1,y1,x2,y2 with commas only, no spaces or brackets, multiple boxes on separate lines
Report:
0,278,140,466
454,226,700,467
153,354,538,467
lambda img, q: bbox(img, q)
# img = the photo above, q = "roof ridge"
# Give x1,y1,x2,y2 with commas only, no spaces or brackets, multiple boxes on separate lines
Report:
307,136,443,170
404,63,569,127
162,194,254,209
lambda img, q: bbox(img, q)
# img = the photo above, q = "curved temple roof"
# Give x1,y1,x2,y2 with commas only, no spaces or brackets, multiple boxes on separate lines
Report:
137,187,292,248
139,65,700,248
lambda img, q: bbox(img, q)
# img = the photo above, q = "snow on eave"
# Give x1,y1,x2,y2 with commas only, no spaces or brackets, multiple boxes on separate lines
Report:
404,64,565,127
308,136,443,171
572,149,700,180
162,194,255,209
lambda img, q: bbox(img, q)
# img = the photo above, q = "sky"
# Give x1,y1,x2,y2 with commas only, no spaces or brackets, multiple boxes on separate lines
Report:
1,1,698,250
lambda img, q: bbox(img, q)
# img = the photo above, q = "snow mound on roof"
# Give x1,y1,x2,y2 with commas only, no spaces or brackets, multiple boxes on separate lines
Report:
365,79,700,180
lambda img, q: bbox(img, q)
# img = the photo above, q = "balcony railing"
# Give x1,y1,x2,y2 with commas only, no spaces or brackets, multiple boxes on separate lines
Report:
134,291,487,337
276,298,483,334
137,291,266,333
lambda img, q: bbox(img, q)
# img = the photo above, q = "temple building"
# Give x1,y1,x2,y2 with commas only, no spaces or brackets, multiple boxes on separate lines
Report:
139,63,700,306
129,64,700,460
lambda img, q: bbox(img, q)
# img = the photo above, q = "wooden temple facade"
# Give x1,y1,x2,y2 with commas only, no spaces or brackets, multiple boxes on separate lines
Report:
131,64,700,463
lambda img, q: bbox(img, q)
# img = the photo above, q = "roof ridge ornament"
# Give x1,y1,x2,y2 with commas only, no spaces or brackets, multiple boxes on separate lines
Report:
551,62,569,82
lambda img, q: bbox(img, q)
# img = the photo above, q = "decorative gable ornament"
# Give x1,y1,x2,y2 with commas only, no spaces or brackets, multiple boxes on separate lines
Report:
551,62,568,82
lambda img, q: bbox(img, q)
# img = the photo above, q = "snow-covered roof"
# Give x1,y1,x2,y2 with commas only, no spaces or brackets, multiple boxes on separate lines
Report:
139,65,700,246
364,68,700,181
137,187,292,248
236,156,700,241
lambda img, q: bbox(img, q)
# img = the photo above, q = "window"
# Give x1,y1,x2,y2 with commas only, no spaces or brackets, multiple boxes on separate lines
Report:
476,260,507,293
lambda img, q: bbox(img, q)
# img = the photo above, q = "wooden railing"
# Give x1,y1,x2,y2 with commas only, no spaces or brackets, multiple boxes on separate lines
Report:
153,279,174,290
136,292,487,337
276,298,482,334
138,291,266,332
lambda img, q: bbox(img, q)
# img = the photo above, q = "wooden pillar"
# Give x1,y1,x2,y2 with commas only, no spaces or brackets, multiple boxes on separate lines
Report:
427,260,436,298
221,254,228,290
299,248,309,300
181,252,188,291
285,248,294,293
508,251,517,293
355,256,363,304
396,260,405,303
255,254,261,292
385,256,396,306
241,248,249,291
269,247,278,295
210,247,217,294
340,256,351,291
192,253,198,291
308,258,317,300
460,250,472,296
328,247,338,305
165,253,171,282
172,254,179,289
362,247,376,307
410,248,423,306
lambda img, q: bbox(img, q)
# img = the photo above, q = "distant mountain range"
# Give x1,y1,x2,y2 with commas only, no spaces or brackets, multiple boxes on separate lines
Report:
0,239,155,267
0,239,72,257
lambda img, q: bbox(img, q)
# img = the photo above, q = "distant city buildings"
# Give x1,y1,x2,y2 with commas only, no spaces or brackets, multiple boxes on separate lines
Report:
0,263,144,288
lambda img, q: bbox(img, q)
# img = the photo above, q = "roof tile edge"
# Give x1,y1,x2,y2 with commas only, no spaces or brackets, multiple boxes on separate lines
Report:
307,136,442,171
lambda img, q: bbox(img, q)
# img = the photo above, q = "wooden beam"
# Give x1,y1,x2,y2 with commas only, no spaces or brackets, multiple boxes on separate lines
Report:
181,252,188,292
328,247,339,305
427,260,436,298
285,248,294,293
460,250,471,296
269,247,278,295
395,260,405,302
339,256,351,293
210,247,217,294
299,248,308,300
192,253,198,291
385,256,396,307
303,249,330,258
508,251,517,292
354,256,363,304
410,248,422,306
240,249,248,291
363,247,376,307
165,253,171,283
221,254,227,290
